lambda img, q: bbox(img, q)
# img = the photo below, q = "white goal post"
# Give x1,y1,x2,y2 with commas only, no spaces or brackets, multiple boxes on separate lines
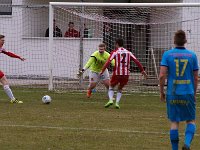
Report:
48,2,200,92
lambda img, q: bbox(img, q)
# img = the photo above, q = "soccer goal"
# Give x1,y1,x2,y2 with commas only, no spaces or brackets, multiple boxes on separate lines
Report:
47,2,200,92
1,3,200,92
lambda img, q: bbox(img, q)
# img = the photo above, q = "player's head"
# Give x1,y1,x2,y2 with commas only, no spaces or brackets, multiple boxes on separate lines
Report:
115,38,124,48
98,43,106,54
174,30,187,46
0,34,5,47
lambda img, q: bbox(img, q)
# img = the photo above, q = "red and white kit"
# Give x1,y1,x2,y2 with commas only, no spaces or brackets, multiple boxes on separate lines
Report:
102,47,144,75
0,47,22,78
102,47,144,86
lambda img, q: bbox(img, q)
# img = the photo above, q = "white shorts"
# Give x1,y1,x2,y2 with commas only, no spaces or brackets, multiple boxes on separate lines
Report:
89,69,110,83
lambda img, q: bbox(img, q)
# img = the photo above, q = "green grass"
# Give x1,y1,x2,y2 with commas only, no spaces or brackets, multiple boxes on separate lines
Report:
0,88,200,150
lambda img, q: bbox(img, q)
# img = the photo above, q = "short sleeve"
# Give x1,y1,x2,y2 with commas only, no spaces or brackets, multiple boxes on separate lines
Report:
160,51,168,67
193,53,199,71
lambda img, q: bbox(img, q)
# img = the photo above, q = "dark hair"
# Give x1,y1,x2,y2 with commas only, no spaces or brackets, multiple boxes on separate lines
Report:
174,30,187,46
0,34,5,39
69,22,74,25
115,38,124,47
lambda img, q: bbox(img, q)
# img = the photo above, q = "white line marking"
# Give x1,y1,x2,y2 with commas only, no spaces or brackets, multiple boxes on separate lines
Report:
0,124,199,136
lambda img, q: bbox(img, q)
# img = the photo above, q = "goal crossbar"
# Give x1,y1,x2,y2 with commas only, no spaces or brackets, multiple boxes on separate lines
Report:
50,2,200,7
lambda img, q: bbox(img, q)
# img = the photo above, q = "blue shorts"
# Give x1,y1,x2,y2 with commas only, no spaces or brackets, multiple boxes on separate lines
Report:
166,94,196,122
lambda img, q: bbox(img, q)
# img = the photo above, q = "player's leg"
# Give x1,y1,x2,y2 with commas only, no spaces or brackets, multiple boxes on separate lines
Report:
0,74,15,100
101,69,110,90
87,71,99,98
170,122,179,150
182,120,195,150
102,79,109,89
0,71,23,103
104,75,118,108
87,82,97,98
115,75,129,109
167,94,195,150
115,86,123,109
104,85,115,108
166,95,180,150
182,94,196,150
101,78,110,100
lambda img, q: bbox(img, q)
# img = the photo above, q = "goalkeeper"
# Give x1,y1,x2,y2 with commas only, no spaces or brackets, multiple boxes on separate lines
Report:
77,43,114,98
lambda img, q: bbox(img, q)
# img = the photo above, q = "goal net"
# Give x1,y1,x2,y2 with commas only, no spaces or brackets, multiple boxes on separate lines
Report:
0,2,200,92
49,2,200,92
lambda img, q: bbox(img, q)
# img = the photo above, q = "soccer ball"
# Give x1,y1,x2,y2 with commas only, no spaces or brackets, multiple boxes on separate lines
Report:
42,95,51,104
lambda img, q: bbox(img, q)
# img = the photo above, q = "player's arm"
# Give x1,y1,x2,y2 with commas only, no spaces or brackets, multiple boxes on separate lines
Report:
100,52,114,75
193,53,199,99
159,66,167,102
77,56,96,77
193,70,198,98
159,52,168,103
1,49,25,61
100,59,111,75
83,56,96,71
130,53,147,78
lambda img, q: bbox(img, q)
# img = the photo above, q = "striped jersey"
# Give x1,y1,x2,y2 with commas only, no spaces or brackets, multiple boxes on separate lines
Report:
102,47,144,76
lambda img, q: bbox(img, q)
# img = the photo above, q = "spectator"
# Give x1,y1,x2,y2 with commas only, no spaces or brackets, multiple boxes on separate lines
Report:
84,24,89,38
64,22,80,37
83,24,92,38
45,19,62,37
103,22,111,36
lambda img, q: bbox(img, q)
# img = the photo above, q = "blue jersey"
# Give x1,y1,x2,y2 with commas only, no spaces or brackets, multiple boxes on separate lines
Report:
160,47,199,95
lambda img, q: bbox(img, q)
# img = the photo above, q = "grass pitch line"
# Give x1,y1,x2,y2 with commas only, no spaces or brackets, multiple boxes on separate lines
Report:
0,124,199,137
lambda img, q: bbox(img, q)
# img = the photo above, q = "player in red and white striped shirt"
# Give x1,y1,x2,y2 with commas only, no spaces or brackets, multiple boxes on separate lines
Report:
100,38,147,109
0,34,25,104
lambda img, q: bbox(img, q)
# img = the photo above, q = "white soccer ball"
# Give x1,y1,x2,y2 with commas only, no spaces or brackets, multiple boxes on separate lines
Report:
42,95,51,104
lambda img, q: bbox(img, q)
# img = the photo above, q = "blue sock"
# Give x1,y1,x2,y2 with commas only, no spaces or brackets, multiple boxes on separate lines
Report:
170,129,179,150
185,123,196,148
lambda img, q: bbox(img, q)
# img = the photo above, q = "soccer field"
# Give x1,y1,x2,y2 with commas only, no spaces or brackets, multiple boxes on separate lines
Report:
0,88,199,150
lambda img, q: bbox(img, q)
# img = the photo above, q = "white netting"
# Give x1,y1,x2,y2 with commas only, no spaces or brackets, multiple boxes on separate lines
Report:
0,2,200,92
50,3,200,92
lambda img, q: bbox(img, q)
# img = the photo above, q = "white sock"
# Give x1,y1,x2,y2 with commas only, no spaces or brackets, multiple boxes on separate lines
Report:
116,92,122,104
3,85,15,100
108,87,114,101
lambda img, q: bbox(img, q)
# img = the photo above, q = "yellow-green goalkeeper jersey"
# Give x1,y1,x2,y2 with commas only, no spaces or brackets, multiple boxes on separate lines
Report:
83,50,115,73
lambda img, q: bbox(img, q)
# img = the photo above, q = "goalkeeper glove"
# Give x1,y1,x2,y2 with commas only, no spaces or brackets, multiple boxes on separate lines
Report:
77,69,85,78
